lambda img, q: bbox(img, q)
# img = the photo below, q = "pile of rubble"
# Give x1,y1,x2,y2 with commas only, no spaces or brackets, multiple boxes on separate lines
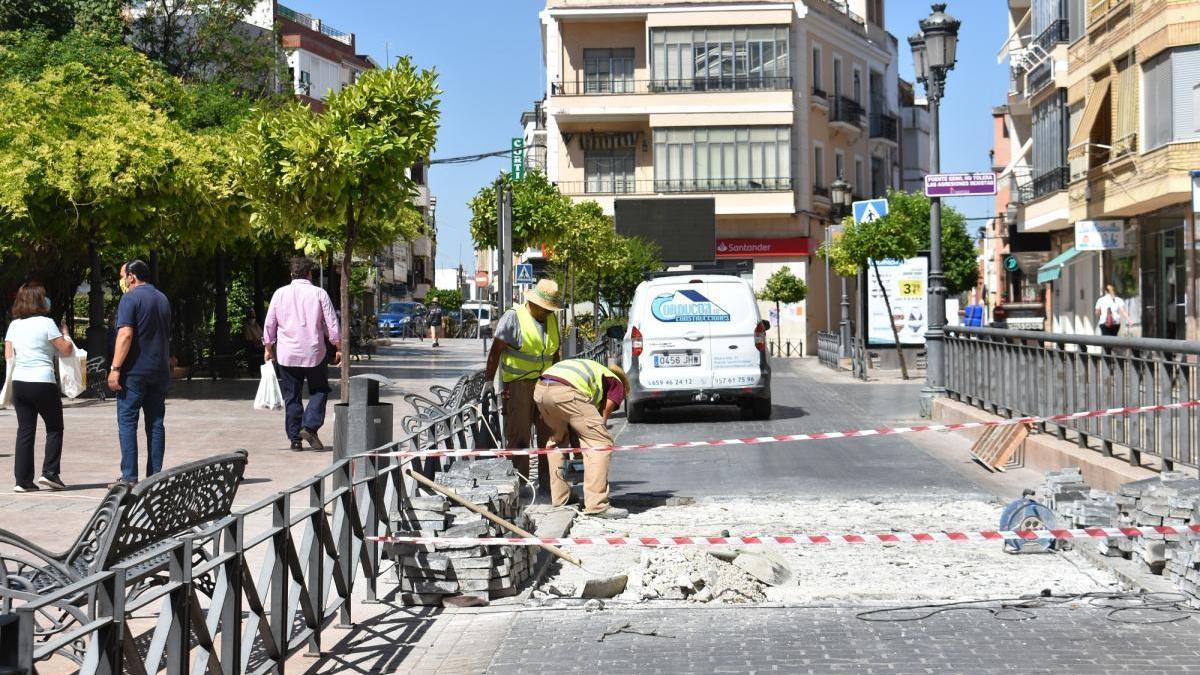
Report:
388,458,534,606
1039,466,1200,601
617,548,792,604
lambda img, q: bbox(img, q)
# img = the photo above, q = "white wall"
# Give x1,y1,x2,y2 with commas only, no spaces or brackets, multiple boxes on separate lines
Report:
752,259,808,348
289,49,346,100
435,268,460,291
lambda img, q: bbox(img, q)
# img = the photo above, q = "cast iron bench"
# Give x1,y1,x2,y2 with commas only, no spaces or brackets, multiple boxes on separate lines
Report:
0,449,248,662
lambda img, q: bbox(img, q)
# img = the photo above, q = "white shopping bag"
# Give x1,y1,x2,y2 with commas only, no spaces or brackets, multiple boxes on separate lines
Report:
58,344,85,399
0,357,14,409
254,362,284,410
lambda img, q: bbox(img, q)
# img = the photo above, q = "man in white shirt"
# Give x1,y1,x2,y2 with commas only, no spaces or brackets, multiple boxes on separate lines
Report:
1094,284,1130,336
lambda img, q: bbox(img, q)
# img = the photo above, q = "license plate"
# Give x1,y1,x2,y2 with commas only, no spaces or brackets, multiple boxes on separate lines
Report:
654,353,701,368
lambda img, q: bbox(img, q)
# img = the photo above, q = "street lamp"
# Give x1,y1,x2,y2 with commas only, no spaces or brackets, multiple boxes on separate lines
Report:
910,2,960,417
829,177,854,357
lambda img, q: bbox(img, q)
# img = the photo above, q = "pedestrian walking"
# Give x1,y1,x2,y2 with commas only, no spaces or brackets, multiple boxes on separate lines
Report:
485,279,562,481
263,257,341,451
4,283,75,492
533,358,629,519
1094,284,1129,337
107,260,172,487
427,297,444,347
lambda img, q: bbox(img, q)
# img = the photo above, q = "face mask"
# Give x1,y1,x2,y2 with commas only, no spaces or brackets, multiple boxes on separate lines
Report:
119,276,129,293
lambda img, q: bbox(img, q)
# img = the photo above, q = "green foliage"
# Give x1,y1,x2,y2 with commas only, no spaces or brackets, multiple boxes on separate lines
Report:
758,266,809,305
0,0,123,39
468,169,572,251
425,288,463,311
548,201,663,314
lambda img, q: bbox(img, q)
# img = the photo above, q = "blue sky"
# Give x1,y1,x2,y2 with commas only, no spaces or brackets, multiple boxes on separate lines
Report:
299,0,1009,270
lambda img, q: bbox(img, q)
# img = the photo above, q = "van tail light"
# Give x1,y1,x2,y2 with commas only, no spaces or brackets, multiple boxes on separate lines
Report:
631,326,643,358
754,322,766,352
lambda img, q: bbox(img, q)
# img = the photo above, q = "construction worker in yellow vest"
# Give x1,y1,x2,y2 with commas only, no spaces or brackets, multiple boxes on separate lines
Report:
533,358,630,519
485,279,563,480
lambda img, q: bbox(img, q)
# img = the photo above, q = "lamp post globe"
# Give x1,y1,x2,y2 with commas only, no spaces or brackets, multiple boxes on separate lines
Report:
830,177,851,220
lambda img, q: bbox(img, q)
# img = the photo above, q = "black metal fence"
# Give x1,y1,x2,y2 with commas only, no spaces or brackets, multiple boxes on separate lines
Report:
551,76,792,96
817,331,841,370
946,327,1200,470
10,375,500,673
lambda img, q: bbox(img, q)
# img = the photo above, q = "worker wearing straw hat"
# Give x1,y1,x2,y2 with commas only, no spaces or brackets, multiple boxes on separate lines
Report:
533,358,630,519
485,279,563,481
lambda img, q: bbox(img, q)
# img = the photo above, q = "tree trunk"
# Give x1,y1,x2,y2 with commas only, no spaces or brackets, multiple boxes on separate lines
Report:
86,240,106,360
775,300,782,356
871,260,909,380
340,206,357,400
214,249,229,361
253,254,264,321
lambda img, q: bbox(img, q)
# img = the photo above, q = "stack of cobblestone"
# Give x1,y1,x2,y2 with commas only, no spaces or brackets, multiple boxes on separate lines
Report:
388,458,534,606
1037,468,1200,601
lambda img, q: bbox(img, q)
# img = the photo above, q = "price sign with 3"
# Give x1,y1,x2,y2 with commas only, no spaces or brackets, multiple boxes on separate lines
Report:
899,280,924,298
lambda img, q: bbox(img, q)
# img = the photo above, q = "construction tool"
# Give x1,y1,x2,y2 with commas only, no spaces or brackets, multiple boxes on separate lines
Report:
405,468,628,598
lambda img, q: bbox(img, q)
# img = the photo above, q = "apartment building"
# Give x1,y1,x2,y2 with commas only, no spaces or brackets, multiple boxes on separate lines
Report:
539,0,902,353
1001,0,1200,339
276,3,376,111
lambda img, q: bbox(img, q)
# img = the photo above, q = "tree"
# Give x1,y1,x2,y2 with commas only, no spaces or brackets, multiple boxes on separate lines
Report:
824,201,920,380
880,190,978,295
237,59,440,395
425,288,463,311
0,0,123,39
468,169,571,252
757,266,808,351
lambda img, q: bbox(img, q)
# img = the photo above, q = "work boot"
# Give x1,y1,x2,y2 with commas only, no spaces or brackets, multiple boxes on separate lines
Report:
587,506,628,520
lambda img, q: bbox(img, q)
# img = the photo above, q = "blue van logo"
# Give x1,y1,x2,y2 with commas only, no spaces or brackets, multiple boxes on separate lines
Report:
650,290,730,323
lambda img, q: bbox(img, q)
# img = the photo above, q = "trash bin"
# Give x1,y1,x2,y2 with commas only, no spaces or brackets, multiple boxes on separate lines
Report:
333,374,394,462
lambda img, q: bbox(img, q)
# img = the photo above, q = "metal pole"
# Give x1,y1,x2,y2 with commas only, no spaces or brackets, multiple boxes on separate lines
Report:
824,225,832,334
840,275,851,358
921,81,947,417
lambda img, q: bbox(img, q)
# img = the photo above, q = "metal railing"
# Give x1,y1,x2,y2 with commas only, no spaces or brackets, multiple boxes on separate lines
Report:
1032,166,1069,198
817,331,841,370
850,337,870,382
552,76,792,96
557,177,793,196
1034,18,1070,52
813,183,830,199
869,113,899,142
811,86,828,101
277,4,353,46
11,377,500,672
1027,58,1054,94
831,97,865,127
946,326,1200,470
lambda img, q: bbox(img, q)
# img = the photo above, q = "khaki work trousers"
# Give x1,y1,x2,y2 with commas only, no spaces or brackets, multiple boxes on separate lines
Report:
503,378,550,480
533,381,613,514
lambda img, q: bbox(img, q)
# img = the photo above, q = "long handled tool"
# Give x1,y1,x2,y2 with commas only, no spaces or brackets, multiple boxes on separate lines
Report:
404,468,628,598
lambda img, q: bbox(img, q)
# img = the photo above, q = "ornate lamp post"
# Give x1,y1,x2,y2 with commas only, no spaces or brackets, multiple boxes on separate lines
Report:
829,177,854,356
909,3,960,416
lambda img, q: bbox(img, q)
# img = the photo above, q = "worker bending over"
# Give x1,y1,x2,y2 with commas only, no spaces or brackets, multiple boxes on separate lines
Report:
485,279,562,480
533,358,629,520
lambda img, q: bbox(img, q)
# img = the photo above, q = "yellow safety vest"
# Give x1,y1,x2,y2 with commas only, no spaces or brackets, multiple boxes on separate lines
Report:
500,305,560,383
542,359,614,408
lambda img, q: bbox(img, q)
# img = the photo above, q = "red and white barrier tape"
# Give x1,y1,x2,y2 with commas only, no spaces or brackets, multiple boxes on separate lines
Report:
369,524,1200,547
371,400,1200,460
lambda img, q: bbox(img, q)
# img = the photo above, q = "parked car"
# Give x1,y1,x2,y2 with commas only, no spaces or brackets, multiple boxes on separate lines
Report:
460,301,498,338
378,301,425,337
613,273,771,422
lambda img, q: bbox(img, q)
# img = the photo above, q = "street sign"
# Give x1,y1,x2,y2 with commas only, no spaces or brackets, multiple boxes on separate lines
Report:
852,199,889,224
1004,255,1019,272
515,263,535,285
511,137,526,180
1075,220,1125,251
474,271,489,288
924,172,997,197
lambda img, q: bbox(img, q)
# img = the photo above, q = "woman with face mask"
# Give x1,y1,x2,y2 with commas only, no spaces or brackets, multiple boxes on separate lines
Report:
3,283,75,492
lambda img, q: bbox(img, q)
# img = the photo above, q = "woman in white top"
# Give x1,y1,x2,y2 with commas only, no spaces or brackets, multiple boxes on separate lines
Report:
4,283,74,492
1094,284,1130,337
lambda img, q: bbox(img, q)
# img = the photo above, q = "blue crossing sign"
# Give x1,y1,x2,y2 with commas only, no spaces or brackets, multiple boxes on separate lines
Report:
515,263,535,285
852,199,889,224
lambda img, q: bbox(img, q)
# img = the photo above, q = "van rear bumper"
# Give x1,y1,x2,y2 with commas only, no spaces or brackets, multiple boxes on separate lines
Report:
628,378,771,407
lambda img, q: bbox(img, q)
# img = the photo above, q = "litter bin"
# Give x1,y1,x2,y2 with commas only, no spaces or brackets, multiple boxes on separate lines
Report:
333,374,394,463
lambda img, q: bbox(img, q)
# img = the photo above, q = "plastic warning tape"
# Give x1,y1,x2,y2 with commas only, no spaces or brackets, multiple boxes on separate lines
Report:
370,400,1200,460
368,524,1200,547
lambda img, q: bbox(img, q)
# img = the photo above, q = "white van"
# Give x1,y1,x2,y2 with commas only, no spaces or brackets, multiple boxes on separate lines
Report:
461,301,497,337
615,273,771,422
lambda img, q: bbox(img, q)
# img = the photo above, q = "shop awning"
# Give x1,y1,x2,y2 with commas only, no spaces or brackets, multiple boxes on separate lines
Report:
1036,247,1083,284
1067,76,1111,160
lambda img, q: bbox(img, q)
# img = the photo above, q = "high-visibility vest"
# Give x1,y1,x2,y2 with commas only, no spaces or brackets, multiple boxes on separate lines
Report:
500,305,560,383
542,358,615,408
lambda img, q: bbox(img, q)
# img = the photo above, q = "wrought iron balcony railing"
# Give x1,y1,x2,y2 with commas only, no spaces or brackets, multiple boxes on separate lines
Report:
869,113,899,142
831,96,865,127
558,177,794,195
552,76,793,96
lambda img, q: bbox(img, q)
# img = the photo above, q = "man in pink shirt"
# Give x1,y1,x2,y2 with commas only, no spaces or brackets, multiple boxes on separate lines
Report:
263,257,342,451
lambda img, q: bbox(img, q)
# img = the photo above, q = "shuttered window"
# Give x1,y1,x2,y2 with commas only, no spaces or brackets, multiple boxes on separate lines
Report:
1114,57,1137,155
1143,52,1173,150
1170,46,1200,142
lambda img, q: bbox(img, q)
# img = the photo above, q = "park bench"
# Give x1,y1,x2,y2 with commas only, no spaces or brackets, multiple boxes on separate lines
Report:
0,449,248,662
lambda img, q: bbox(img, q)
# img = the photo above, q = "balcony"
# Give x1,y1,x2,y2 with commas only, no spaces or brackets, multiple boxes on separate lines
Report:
277,4,353,46
811,86,828,102
1088,0,1128,26
1033,19,1070,53
1032,166,1069,198
869,113,899,143
830,97,865,130
813,184,830,199
552,76,792,96
1027,59,1054,95
558,177,793,195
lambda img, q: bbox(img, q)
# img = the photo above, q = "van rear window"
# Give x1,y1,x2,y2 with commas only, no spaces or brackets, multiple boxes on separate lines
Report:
650,289,731,323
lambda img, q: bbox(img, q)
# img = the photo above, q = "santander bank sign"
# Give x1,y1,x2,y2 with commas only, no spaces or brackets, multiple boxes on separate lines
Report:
715,237,813,258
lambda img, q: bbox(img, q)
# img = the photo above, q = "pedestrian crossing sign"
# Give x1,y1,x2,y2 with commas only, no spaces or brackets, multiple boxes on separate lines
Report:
852,199,889,224
515,263,535,285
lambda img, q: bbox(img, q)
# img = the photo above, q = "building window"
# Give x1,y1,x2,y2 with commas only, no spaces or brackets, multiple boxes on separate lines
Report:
1031,89,1068,196
813,145,825,188
298,70,311,96
811,46,822,91
1113,56,1137,156
584,48,634,93
852,67,862,103
833,55,843,98
834,150,845,181
1032,0,1069,51
651,26,789,91
585,149,636,194
653,127,791,191
1143,46,1200,150
854,157,865,193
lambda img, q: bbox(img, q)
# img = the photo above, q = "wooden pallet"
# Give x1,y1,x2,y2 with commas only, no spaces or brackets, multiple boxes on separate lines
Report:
970,423,1028,472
